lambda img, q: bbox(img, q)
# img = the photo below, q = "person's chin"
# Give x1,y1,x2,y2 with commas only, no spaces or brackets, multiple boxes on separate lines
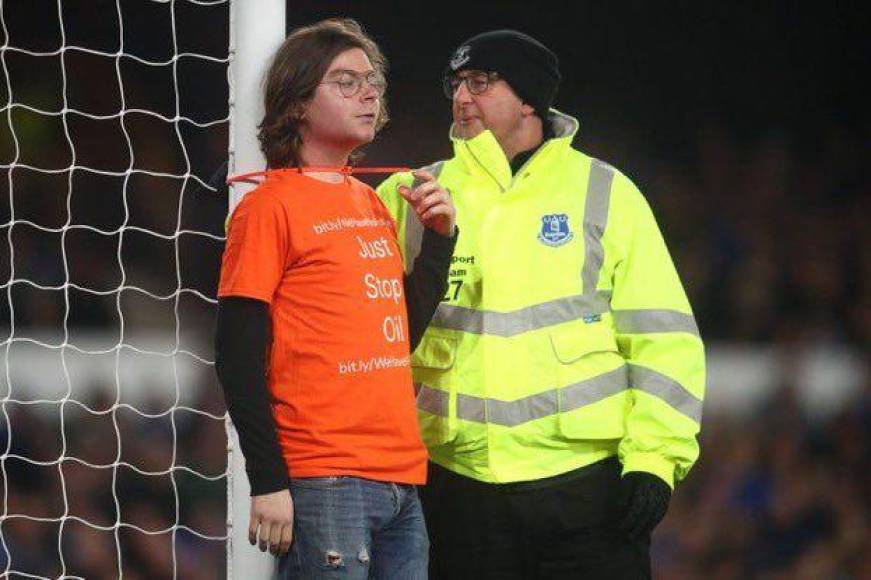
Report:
457,121,485,140
356,126,376,145
341,132,374,152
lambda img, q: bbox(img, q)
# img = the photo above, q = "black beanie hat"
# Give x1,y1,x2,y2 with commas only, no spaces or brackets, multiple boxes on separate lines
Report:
446,30,561,118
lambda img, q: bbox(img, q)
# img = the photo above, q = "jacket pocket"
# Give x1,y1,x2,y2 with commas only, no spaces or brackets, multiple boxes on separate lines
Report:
550,321,628,440
549,320,618,363
412,335,458,446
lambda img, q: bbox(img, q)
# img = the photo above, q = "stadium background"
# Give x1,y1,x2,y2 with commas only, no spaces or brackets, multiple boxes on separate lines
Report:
1,1,867,578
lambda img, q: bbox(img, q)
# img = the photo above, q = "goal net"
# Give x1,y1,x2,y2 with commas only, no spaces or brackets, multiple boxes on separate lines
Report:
1,0,231,577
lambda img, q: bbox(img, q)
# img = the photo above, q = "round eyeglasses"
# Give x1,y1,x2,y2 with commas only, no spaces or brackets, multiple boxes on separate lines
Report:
322,70,387,98
442,71,500,99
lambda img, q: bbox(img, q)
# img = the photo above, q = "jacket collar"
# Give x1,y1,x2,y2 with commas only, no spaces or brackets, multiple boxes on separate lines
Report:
449,109,580,191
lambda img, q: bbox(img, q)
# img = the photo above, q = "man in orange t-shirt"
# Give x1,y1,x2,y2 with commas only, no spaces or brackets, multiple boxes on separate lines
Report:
215,19,457,580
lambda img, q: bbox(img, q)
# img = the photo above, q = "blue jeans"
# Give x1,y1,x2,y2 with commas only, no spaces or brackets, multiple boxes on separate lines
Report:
279,476,429,579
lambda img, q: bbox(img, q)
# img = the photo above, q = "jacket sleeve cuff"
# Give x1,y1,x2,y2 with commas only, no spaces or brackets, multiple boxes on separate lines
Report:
621,452,675,489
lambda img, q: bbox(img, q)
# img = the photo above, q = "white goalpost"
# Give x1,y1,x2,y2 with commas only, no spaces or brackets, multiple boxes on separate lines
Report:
227,0,285,578
0,0,283,577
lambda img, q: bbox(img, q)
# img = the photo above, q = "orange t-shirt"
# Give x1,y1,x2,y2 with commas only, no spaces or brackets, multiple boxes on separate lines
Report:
218,170,426,484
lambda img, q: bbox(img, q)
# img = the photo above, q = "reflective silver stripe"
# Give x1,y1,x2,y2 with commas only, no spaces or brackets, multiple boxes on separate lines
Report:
457,393,486,423
404,161,445,272
628,364,702,423
419,367,701,424
431,291,612,337
417,365,627,426
613,309,700,336
487,390,558,427
581,159,615,296
416,384,448,417
561,365,629,411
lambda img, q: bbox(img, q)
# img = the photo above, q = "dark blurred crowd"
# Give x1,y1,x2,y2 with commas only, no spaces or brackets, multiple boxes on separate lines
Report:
644,121,869,346
0,382,227,578
655,380,870,579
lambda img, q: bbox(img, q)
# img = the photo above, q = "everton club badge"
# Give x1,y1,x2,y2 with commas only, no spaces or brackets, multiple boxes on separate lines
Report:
538,214,574,247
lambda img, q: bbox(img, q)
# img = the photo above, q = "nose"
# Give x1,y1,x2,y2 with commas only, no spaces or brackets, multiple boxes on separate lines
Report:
453,79,473,103
357,74,381,101
360,80,379,101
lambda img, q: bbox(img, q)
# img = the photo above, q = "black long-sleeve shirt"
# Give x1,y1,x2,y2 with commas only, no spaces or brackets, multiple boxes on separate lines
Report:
215,227,457,495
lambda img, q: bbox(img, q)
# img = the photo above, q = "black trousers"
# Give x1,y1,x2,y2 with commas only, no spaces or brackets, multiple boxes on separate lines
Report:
419,457,651,580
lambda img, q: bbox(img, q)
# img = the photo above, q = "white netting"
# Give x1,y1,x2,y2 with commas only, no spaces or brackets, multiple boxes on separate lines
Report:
0,0,230,577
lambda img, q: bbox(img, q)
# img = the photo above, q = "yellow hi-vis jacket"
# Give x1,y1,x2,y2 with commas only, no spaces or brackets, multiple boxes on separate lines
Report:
376,110,705,488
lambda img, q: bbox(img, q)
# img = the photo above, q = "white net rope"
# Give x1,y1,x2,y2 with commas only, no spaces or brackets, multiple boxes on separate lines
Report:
0,0,230,577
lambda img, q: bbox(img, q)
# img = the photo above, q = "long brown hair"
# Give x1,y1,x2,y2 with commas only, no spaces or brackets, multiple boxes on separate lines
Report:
257,18,389,168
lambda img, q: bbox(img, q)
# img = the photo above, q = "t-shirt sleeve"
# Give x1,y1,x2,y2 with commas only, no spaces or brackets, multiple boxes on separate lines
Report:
218,191,290,303
368,184,400,238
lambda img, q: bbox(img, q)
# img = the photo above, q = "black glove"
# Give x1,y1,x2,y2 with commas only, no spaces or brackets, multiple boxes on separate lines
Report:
617,471,672,539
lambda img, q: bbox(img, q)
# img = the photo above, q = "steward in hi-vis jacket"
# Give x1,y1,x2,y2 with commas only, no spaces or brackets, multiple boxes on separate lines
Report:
377,29,705,580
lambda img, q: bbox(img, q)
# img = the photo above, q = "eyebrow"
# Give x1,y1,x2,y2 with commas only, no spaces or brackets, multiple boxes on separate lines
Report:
454,70,488,77
325,68,376,79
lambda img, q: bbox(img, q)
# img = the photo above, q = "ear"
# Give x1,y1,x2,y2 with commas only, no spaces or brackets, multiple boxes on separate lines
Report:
290,102,306,121
520,102,536,117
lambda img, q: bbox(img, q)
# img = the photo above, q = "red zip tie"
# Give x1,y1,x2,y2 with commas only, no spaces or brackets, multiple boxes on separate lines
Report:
227,166,412,185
